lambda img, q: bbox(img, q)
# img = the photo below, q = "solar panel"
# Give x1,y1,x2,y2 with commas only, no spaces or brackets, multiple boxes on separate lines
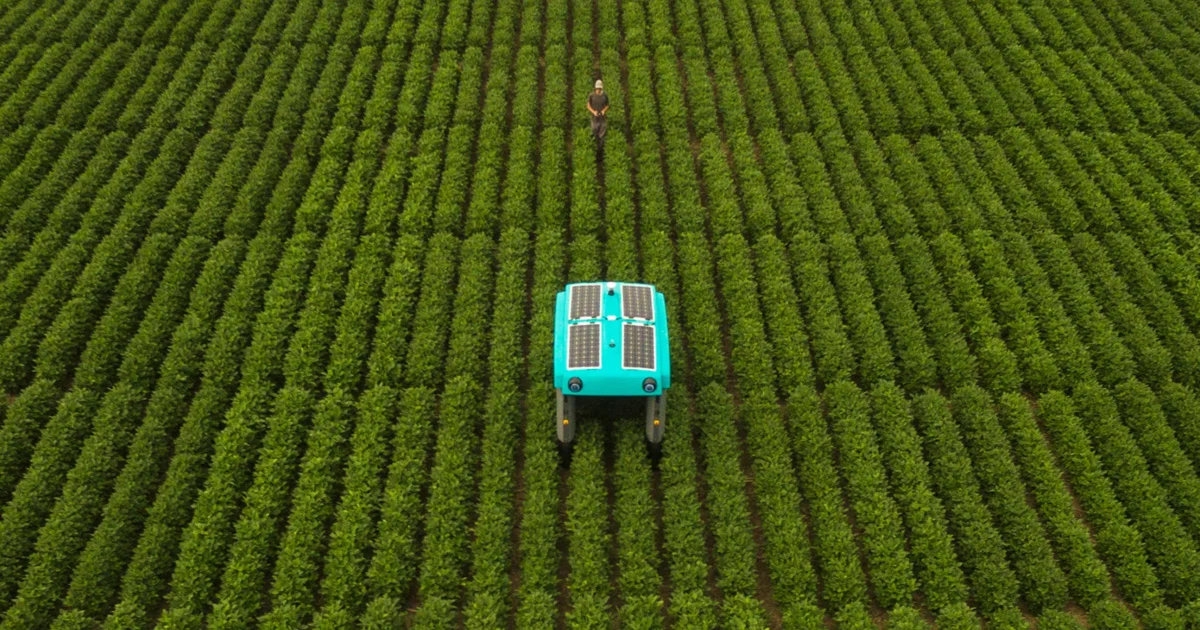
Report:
569,284,602,319
623,324,656,370
568,323,602,369
621,284,655,321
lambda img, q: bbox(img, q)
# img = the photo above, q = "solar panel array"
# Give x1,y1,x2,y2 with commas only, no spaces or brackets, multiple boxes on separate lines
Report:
568,323,602,369
569,283,602,319
622,284,655,320
623,324,656,370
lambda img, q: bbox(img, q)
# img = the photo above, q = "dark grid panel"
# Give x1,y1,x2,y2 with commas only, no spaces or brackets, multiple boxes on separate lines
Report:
623,324,656,370
568,323,602,369
570,284,602,319
622,284,655,321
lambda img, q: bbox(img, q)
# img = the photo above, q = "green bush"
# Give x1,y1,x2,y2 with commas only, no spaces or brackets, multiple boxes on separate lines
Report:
994,394,1111,606
697,385,759,599
825,381,915,608
788,231,854,385
950,386,1069,610
869,382,969,612
910,390,1019,613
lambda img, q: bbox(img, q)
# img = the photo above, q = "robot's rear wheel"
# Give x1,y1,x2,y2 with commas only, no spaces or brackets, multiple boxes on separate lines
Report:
556,389,576,444
645,392,666,444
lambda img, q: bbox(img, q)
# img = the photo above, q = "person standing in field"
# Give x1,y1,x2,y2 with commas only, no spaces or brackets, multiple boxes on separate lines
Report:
588,79,609,148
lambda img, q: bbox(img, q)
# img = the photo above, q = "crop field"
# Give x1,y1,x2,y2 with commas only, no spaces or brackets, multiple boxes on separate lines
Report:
4,0,1200,627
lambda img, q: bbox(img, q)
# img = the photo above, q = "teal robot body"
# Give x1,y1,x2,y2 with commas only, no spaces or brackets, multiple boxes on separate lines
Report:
553,282,671,443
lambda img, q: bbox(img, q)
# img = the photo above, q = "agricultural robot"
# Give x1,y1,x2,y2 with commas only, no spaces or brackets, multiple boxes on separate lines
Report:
553,282,672,444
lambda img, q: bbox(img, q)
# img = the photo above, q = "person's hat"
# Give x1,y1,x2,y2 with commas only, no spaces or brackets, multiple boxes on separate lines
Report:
595,79,603,89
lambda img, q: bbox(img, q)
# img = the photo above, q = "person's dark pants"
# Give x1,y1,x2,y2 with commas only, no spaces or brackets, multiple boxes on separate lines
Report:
591,115,607,146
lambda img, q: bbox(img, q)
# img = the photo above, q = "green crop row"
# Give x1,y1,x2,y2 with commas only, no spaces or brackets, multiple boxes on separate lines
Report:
889,234,980,388
789,133,852,235
1071,233,1183,386
461,227,528,628
994,231,1097,384
936,136,1132,384
514,383,559,628
399,233,459,388
363,387,437,604
654,393,718,629
107,237,315,627
105,6,390,617
0,386,94,600
0,36,274,394
714,237,819,613
847,131,919,239
204,385,317,630
868,382,969,614
365,234,427,390
992,394,1114,608
961,229,1063,391
788,231,854,385
570,126,600,241
0,127,125,299
1104,232,1200,386
910,391,1020,616
696,385,767,624
1075,134,1200,314
210,32,397,624
257,390,364,628
55,0,364,614
515,227,563,629
928,232,1026,392
751,235,815,392
950,386,1069,611
7,213,244,627
858,233,940,389
787,384,868,613
157,20,384,622
713,235,771,390
0,0,235,375
1072,383,1200,606
218,210,395,629
411,255,499,622
565,422,613,630
532,128,565,236
0,239,175,501
1026,229,1140,384
317,220,451,627
7,0,1200,622
1158,383,1200,476
824,381,915,610
1035,390,1165,612
0,0,292,615
827,232,900,384
725,133,775,239
1094,133,1191,238
513,9,568,606
734,0,809,134
818,130,887,239
612,421,664,627
602,152,638,280
621,30,717,612
313,385,398,621
672,235,723,389
394,51,461,239
0,125,82,233
431,235,498,379
1127,133,1200,231
1113,380,1200,545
